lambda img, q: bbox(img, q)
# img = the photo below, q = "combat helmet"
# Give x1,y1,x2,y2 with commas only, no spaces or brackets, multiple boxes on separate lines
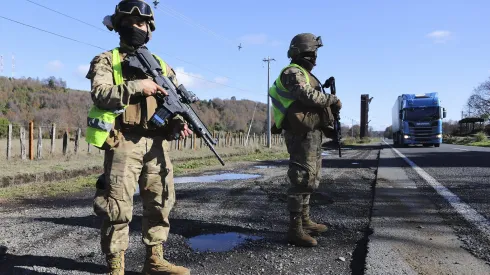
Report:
287,33,323,59
108,0,156,32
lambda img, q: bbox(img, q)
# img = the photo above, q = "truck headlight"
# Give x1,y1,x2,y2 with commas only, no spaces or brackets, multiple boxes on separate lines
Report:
404,135,409,139
436,134,442,138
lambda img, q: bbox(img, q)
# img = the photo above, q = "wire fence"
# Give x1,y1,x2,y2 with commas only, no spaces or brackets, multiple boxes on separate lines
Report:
0,122,285,161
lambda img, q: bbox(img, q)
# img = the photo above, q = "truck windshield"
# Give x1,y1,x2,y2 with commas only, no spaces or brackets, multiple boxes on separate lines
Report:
404,107,439,121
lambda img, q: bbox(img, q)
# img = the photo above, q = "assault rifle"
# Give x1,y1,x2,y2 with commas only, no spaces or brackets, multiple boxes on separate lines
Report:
127,47,225,166
323,77,342,157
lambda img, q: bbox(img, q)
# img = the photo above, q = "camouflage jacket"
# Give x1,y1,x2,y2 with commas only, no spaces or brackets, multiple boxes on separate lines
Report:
280,66,338,108
86,43,179,110
86,42,185,136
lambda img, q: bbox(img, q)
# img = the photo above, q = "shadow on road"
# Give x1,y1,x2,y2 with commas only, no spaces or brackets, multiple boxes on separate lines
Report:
0,245,131,275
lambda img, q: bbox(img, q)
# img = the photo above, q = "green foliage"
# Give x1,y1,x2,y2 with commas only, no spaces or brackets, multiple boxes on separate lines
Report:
475,131,488,142
383,125,393,138
0,76,270,134
0,117,10,138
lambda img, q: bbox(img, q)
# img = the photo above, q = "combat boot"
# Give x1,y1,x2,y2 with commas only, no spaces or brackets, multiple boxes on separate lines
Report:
142,244,190,275
288,212,317,247
105,251,124,275
302,204,328,235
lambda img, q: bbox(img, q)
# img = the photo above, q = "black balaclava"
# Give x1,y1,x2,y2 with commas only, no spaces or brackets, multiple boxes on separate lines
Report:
118,25,150,48
292,51,317,72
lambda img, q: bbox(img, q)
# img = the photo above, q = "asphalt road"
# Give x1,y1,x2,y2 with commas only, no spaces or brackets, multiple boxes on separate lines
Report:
0,146,379,275
381,140,490,266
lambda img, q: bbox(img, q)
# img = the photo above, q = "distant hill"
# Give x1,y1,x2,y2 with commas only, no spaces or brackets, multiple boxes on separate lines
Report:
0,76,269,137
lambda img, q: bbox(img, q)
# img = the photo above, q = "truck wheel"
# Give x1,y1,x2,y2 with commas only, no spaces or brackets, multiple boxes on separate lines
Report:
435,144,440,148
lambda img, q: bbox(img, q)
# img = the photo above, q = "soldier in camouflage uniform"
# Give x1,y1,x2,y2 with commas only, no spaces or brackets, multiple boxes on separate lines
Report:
86,1,191,274
269,33,342,247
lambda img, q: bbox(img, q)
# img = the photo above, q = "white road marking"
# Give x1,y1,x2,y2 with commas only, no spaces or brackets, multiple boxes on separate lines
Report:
453,148,470,151
384,141,490,240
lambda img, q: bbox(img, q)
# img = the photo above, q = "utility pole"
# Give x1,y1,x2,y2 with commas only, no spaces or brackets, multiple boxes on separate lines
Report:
351,118,354,137
263,56,275,148
360,94,373,138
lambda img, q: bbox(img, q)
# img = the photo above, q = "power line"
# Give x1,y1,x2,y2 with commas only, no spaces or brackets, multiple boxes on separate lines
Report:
23,0,240,83
0,15,252,92
0,15,106,51
155,3,236,46
245,102,258,146
25,0,111,34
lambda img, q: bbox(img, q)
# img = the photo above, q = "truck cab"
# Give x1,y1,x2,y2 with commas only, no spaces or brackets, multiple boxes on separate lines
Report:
392,93,447,147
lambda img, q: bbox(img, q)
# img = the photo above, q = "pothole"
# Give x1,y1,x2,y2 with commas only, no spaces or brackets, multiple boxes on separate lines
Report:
254,165,276,169
187,232,263,252
174,173,261,183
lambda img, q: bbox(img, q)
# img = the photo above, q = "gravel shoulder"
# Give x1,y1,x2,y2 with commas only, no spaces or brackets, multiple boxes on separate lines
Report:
0,145,380,275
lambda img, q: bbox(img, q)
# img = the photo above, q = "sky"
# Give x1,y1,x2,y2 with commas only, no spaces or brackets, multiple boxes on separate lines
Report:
1,0,489,131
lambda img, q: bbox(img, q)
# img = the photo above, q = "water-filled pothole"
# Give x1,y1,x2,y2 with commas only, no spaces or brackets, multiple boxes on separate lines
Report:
135,173,261,195
254,165,275,169
188,232,262,252
175,173,261,184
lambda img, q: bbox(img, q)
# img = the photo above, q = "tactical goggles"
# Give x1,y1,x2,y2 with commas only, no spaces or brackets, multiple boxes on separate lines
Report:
117,0,153,17
316,36,323,48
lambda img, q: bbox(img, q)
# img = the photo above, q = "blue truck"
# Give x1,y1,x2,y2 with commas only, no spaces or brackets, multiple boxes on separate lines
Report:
392,93,447,147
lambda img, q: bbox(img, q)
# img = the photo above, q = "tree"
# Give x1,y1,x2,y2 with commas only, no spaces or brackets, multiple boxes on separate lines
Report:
466,77,490,117
383,125,393,139
442,120,459,135
348,125,361,138
0,117,9,138
43,76,67,89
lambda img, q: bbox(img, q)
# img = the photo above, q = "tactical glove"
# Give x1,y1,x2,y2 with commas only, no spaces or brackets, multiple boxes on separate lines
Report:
271,124,283,134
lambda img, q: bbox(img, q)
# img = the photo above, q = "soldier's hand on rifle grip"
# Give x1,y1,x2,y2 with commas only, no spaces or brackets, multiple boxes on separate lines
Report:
140,79,168,97
180,123,193,140
333,98,342,110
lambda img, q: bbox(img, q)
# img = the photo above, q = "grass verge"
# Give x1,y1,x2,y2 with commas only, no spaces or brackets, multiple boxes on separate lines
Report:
0,148,289,201
342,137,381,146
444,132,490,147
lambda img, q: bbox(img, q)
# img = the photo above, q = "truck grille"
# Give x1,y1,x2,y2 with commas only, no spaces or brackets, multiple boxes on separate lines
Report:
410,126,436,141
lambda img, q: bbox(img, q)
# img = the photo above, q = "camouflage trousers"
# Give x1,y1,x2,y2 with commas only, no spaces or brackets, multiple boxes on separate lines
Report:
93,132,176,254
284,129,322,212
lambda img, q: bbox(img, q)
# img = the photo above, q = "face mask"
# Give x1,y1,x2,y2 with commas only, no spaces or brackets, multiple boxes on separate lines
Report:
119,25,149,48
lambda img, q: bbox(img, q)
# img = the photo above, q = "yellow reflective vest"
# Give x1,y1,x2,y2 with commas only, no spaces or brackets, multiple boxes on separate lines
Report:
268,63,310,128
85,47,168,148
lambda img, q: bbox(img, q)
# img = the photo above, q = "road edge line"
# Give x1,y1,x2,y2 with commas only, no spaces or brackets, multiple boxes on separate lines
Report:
383,140,490,241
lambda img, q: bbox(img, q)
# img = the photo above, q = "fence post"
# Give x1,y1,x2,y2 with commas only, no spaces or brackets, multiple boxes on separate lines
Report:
20,127,26,160
63,131,69,155
36,127,42,160
88,142,92,154
29,121,34,160
75,128,82,154
7,124,12,160
75,128,81,154
50,123,56,155
192,133,196,150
